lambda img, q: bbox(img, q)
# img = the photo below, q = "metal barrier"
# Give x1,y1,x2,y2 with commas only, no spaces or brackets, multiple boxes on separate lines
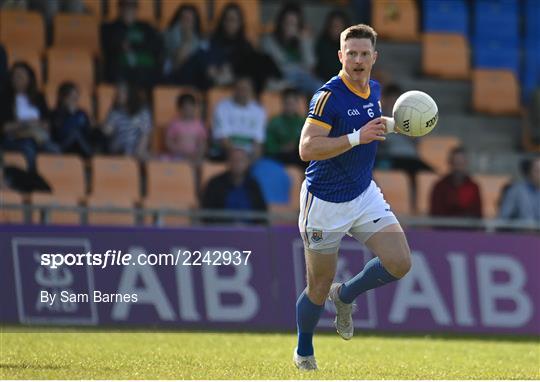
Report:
2,202,540,231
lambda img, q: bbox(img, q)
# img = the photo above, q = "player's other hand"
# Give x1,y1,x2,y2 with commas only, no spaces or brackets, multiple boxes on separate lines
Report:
360,118,386,143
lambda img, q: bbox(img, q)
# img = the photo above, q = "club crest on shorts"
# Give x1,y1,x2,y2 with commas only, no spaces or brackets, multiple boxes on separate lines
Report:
311,229,323,242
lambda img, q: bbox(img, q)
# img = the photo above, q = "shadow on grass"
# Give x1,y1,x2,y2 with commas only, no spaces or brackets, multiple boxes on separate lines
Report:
0,363,66,370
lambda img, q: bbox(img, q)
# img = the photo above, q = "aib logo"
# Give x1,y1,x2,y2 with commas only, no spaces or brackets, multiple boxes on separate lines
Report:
402,119,410,132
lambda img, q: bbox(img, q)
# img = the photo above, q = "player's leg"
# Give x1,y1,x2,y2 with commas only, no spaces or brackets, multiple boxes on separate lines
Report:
295,249,337,360
338,221,411,304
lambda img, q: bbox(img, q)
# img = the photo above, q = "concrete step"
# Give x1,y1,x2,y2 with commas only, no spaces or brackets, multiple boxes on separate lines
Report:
376,41,422,79
399,77,471,114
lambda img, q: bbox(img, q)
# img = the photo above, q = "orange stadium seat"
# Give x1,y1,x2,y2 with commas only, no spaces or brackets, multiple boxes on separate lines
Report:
213,0,261,45
45,83,93,118
46,48,94,89
6,47,43,87
87,195,136,226
372,0,419,42
418,136,461,175
53,14,100,55
415,171,439,215
152,86,202,153
201,161,227,192
160,0,208,32
90,156,140,203
0,10,45,53
473,70,520,115
143,160,196,226
474,174,511,219
108,0,156,24
0,190,25,224
30,192,81,225
36,154,86,200
3,152,27,170
422,33,470,80
373,170,412,216
260,91,308,119
82,0,104,19
96,83,116,123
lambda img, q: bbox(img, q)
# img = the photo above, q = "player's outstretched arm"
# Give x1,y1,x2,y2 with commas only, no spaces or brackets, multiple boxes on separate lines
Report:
299,118,386,161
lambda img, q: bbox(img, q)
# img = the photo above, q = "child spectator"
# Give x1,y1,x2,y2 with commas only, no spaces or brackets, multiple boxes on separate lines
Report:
264,87,304,166
315,10,350,80
50,82,93,157
102,83,152,159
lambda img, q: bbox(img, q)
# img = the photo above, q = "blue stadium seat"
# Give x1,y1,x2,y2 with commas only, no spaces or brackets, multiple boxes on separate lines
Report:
423,0,468,35
474,0,519,42
473,39,520,74
525,0,540,42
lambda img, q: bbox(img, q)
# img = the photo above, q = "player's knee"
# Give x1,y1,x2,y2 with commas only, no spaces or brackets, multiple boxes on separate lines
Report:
307,277,333,305
390,251,412,279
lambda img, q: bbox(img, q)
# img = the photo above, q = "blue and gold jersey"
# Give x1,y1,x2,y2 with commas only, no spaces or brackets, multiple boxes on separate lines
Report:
305,70,382,203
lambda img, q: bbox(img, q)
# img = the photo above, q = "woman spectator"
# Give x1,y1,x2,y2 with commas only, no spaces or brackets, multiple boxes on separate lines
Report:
315,10,350,80
102,83,152,159
204,3,280,93
261,3,322,94
162,4,204,85
0,62,59,171
50,82,93,157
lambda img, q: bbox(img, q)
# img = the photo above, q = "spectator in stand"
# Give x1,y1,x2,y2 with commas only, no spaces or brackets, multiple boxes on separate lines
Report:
315,10,350,80
261,3,322,94
50,82,93,157
162,4,205,85
212,76,266,160
264,87,305,167
102,83,152,159
203,3,280,92
202,147,267,224
0,62,59,171
101,0,162,87
430,147,482,218
498,156,540,223
0,44,7,99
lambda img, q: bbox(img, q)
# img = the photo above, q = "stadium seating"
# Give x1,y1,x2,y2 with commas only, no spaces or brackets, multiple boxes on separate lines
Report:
213,0,261,45
46,48,94,89
260,91,308,119
82,0,103,19
373,170,412,216
423,0,468,35
36,154,86,201
268,165,304,221
422,33,470,80
3,152,27,170
472,70,520,115
5,46,43,86
89,156,140,203
415,171,439,215
87,195,136,225
372,0,419,42
53,14,100,56
44,83,93,118
474,174,511,219
152,86,202,153
108,0,156,24
0,10,45,54
160,0,208,32
96,83,116,123
30,192,81,225
0,190,24,224
417,136,461,175
143,160,196,226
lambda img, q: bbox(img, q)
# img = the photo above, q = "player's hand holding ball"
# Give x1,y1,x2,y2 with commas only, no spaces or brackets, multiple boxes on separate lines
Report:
348,118,386,147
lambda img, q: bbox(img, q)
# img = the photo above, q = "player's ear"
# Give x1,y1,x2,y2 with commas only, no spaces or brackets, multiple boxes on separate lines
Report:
373,50,378,64
338,49,343,64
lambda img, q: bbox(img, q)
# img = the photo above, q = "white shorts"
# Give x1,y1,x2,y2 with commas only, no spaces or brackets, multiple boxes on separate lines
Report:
298,180,399,254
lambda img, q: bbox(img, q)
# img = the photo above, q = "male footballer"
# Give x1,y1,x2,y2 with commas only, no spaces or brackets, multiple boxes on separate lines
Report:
294,24,412,370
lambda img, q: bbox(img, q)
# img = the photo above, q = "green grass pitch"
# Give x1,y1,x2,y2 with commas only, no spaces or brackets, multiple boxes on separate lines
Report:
1,327,539,379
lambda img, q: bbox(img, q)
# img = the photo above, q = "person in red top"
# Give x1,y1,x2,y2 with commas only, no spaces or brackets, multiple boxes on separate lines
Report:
430,146,482,218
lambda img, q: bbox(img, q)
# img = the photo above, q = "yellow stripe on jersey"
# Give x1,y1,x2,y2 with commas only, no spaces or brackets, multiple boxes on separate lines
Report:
318,91,331,116
314,91,331,116
306,117,332,130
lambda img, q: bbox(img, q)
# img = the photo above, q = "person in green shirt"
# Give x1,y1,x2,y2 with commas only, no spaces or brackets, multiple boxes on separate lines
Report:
264,87,306,168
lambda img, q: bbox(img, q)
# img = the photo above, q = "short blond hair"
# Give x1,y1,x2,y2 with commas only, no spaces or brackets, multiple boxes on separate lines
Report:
340,24,377,49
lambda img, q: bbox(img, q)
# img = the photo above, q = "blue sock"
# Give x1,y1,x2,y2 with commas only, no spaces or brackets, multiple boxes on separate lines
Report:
296,290,324,357
339,257,398,304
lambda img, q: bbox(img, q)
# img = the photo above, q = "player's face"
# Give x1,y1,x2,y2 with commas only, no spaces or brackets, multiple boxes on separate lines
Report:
338,38,377,83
